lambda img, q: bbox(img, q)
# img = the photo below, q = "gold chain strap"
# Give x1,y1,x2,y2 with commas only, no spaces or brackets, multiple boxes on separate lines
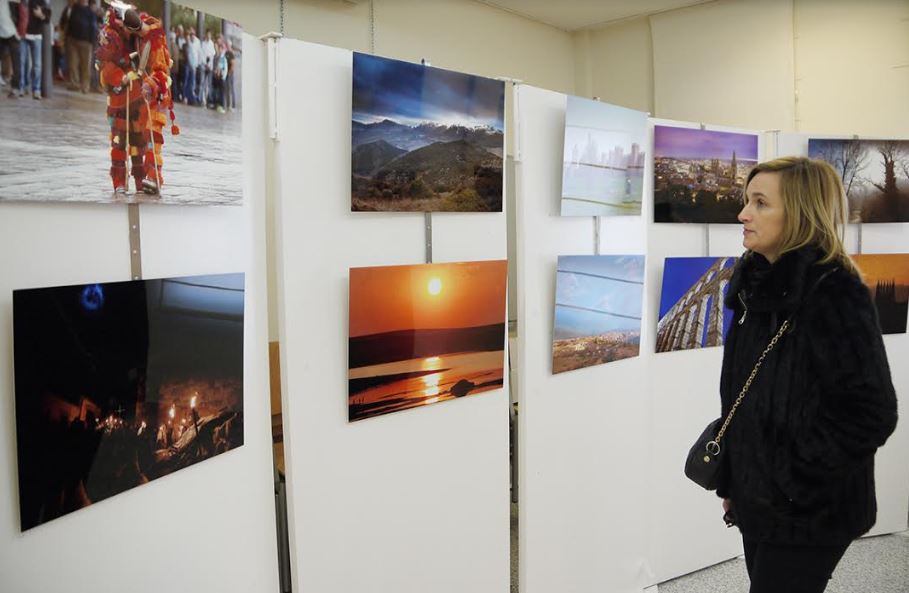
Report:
707,318,790,453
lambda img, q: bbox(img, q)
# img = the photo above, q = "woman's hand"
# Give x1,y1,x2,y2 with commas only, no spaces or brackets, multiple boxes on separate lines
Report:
722,498,732,514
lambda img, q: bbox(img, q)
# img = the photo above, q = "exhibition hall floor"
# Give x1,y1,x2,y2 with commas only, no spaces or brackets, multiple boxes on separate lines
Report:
659,530,909,593
509,501,908,593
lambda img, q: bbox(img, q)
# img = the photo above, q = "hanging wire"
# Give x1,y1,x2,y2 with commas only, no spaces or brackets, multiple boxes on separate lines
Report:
369,0,376,54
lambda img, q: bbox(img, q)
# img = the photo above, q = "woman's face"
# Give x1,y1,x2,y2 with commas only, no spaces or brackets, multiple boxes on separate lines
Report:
738,171,786,262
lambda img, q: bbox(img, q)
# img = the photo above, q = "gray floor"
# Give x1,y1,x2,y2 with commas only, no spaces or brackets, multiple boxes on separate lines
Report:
510,502,909,593
659,530,909,593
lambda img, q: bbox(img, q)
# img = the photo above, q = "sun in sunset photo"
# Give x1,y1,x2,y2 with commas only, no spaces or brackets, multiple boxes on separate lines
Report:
348,260,508,422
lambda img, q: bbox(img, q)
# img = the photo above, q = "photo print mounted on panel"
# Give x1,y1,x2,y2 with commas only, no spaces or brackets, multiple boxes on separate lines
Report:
656,257,737,352
351,52,506,212
0,2,243,205
851,254,909,334
13,273,245,530
809,139,909,223
348,260,508,421
653,126,758,223
561,97,647,216
552,255,645,373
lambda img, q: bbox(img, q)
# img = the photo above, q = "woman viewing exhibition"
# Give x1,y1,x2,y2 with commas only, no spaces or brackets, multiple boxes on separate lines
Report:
715,156,898,593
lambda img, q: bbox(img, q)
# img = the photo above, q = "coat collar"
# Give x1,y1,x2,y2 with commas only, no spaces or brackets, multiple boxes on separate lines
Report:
724,246,829,312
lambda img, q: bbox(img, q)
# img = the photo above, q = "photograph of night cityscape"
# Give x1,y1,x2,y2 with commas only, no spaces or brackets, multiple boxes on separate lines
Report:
13,273,245,530
348,261,507,422
851,254,909,334
653,126,758,223
809,139,909,223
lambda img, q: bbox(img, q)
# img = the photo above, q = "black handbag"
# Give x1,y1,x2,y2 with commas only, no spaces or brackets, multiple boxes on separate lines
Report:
684,317,791,490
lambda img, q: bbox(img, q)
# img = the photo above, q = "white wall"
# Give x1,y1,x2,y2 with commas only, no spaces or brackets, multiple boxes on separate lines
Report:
0,38,280,593
514,84,653,593
272,38,510,593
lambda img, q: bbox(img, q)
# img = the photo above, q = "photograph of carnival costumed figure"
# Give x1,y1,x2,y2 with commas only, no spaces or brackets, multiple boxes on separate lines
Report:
0,0,242,205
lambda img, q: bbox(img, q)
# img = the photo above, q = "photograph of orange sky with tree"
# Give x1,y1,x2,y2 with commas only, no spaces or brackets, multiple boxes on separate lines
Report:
348,260,507,422
851,254,909,335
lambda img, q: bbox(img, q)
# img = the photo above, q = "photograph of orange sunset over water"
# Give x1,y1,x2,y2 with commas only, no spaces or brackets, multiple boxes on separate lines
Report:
348,260,508,422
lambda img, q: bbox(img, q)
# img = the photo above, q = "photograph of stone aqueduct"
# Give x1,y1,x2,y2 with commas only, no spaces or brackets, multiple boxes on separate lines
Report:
656,257,737,352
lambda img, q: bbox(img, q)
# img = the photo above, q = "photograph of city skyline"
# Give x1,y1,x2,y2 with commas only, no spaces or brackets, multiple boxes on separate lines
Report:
561,96,647,216
653,126,758,223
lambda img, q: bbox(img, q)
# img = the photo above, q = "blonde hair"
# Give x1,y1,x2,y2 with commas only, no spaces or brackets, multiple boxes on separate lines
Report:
745,156,858,275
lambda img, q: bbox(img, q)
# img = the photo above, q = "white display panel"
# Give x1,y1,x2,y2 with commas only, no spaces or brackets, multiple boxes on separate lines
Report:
0,37,280,593
273,39,509,593
514,84,654,593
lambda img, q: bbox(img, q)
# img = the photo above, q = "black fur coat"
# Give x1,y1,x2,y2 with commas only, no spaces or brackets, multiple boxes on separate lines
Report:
715,246,898,545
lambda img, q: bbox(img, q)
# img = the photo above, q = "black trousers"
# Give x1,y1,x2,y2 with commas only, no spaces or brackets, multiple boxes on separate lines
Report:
743,537,849,593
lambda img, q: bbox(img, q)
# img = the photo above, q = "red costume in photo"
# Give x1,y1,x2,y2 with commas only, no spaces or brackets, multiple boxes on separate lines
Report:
96,6,179,194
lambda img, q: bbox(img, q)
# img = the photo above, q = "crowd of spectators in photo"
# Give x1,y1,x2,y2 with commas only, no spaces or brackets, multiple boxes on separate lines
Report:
0,0,237,112
167,23,238,113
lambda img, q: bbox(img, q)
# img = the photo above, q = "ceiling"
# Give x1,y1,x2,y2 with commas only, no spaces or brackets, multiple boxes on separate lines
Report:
476,0,717,31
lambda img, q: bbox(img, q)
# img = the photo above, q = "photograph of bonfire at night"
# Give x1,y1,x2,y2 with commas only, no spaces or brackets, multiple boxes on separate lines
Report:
13,273,244,531
348,260,507,422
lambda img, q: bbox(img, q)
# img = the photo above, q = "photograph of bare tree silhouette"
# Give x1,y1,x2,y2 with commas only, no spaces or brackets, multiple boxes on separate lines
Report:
552,255,644,374
351,52,505,212
348,261,507,422
13,274,244,531
653,126,758,223
809,139,909,223
851,254,909,334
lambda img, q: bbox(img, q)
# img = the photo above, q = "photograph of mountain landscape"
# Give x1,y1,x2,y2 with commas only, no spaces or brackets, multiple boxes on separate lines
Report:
351,52,505,212
653,126,758,223
656,257,737,352
809,139,909,223
561,97,647,216
348,260,507,422
13,273,245,530
851,254,909,334
552,255,644,374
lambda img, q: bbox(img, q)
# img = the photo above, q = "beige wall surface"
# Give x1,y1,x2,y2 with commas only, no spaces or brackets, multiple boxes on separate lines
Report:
574,17,654,114
649,0,796,131
577,0,908,136
794,0,909,136
287,0,576,93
